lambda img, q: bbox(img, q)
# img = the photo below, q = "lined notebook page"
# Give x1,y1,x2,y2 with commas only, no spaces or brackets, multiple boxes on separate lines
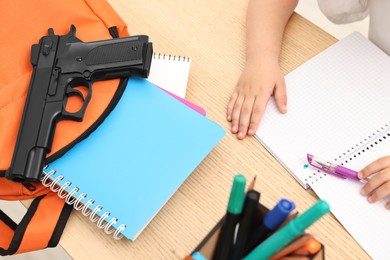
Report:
312,129,390,259
147,54,191,98
255,32,390,188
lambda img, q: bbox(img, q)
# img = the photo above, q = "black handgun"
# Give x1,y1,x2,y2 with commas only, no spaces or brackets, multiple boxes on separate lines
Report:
6,25,153,182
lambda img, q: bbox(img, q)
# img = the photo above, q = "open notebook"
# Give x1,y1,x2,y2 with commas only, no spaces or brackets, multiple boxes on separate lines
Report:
255,32,390,258
42,58,225,240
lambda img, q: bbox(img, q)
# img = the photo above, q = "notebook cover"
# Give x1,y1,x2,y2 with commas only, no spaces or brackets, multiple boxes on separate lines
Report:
46,78,225,240
159,86,206,116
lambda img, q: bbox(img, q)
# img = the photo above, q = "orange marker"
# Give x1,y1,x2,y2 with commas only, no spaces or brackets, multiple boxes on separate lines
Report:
303,238,322,255
269,234,311,260
171,249,194,260
291,238,322,257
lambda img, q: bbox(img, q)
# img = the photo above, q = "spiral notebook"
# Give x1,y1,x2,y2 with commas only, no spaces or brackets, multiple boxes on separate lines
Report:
42,65,225,240
147,53,191,98
255,32,390,258
312,133,390,259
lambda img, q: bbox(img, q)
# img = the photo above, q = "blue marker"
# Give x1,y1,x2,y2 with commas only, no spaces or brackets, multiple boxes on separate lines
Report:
243,198,295,255
192,252,207,260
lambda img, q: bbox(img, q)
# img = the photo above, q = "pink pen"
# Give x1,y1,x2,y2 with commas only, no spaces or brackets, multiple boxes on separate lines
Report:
307,154,360,181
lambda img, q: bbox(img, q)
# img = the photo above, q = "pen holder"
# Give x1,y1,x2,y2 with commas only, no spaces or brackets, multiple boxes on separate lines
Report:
192,203,325,260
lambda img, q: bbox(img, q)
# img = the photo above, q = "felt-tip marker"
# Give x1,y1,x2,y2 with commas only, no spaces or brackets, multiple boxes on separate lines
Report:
231,190,261,260
213,174,246,260
192,252,207,260
243,200,330,260
243,198,295,255
307,153,359,180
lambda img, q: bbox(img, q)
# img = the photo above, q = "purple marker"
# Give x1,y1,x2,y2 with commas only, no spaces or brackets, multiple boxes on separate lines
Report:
307,153,359,181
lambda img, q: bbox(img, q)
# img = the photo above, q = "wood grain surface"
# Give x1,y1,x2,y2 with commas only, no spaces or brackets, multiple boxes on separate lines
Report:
54,1,370,259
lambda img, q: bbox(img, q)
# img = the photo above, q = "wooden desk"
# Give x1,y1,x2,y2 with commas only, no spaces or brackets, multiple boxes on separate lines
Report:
57,0,370,259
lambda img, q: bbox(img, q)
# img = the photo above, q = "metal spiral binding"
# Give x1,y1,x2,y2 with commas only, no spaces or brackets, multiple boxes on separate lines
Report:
341,131,390,166
333,122,390,162
153,52,190,62
41,168,126,240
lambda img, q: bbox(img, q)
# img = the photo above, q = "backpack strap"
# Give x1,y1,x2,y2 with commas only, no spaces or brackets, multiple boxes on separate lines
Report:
0,192,72,255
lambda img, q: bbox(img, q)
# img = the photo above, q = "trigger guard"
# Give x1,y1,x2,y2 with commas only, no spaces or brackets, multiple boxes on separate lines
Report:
62,82,92,122
66,87,85,101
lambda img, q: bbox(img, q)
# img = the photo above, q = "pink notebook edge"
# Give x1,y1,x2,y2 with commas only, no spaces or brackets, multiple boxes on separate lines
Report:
158,86,206,116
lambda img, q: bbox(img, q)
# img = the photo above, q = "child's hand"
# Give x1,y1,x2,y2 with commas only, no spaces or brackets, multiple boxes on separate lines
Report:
227,60,287,139
358,156,390,209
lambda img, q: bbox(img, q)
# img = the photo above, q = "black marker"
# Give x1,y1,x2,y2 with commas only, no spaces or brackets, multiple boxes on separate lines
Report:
231,190,260,260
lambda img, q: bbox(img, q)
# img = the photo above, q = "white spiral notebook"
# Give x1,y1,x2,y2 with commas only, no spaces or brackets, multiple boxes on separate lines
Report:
41,56,225,241
147,53,191,98
255,32,390,258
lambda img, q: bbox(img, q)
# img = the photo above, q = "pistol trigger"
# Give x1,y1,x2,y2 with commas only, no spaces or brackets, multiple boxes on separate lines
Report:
66,87,85,102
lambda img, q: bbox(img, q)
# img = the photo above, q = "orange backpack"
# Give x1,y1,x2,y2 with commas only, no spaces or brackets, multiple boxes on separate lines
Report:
0,0,130,255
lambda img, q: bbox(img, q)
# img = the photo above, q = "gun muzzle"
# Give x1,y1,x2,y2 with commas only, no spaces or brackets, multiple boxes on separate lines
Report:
6,147,46,183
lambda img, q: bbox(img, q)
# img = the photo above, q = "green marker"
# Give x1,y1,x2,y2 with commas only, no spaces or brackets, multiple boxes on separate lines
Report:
244,200,330,260
227,174,246,214
213,174,246,260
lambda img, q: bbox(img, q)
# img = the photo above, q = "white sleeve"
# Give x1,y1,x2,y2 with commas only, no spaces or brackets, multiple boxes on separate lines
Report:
317,0,369,24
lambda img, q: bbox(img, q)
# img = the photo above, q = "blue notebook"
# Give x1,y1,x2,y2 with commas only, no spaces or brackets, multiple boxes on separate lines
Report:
43,78,225,240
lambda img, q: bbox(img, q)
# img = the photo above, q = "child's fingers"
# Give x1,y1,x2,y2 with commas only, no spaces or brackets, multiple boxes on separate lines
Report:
358,156,390,179
231,95,245,134
248,95,268,135
274,77,287,114
361,168,390,203
227,91,238,122
365,178,390,204
237,96,256,139
361,168,390,196
385,201,390,210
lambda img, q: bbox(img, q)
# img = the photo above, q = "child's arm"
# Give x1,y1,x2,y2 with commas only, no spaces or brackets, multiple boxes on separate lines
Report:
358,156,390,209
227,0,298,139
